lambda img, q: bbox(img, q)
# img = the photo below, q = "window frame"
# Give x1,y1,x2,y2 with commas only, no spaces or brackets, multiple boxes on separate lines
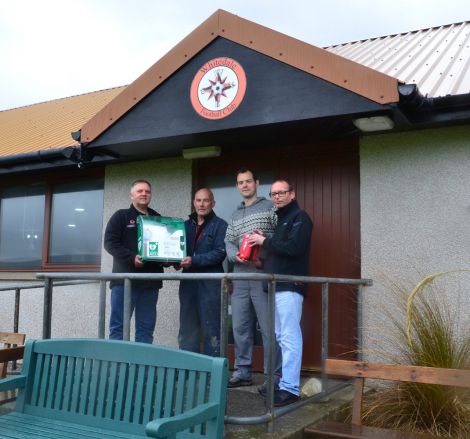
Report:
0,168,104,272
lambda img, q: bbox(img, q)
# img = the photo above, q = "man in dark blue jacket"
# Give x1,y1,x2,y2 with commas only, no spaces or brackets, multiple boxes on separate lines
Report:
249,179,313,406
104,179,164,344
178,188,228,356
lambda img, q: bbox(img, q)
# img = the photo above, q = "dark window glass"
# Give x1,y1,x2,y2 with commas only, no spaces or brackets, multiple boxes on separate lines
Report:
48,180,104,264
0,185,46,268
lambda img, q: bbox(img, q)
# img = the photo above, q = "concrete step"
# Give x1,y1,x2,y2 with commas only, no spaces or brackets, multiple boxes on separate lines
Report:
225,374,354,438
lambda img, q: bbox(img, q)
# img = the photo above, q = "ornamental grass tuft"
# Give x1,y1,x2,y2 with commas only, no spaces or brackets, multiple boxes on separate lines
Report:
361,270,470,438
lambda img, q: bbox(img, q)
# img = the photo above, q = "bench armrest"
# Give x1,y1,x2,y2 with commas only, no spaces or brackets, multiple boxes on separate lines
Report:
0,375,27,392
145,402,219,439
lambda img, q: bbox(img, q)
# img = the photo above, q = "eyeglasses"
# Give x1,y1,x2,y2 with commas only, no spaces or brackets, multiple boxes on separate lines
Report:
269,190,291,198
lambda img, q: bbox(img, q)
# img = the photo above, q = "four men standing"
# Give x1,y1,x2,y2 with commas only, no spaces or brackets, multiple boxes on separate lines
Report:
104,175,313,407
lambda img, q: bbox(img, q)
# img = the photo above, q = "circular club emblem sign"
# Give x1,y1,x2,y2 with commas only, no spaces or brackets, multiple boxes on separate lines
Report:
190,57,247,120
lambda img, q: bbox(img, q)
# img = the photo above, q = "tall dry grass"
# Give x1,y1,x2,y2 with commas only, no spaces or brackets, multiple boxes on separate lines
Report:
361,271,470,438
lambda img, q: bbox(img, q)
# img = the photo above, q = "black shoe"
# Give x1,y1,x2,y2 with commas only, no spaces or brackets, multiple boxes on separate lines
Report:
257,382,280,397
228,376,253,388
273,389,300,407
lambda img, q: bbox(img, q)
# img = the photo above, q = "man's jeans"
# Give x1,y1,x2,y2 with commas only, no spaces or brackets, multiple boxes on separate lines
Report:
275,291,304,396
178,280,221,356
109,284,159,344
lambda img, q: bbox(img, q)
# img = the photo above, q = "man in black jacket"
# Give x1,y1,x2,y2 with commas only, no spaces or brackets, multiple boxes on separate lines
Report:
104,179,163,343
248,179,313,406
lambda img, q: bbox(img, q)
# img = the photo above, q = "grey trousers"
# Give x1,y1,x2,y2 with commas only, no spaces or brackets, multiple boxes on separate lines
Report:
230,279,282,379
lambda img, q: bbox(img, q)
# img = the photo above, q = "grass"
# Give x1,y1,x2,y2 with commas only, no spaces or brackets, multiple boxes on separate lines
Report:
361,271,470,438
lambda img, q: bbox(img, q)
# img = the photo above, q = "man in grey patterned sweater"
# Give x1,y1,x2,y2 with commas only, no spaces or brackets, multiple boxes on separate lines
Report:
225,167,281,390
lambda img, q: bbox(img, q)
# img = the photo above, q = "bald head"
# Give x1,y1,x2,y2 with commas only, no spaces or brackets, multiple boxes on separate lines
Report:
193,188,215,222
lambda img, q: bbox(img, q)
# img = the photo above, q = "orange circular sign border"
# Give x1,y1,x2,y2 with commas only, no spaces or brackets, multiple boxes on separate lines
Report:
190,57,247,120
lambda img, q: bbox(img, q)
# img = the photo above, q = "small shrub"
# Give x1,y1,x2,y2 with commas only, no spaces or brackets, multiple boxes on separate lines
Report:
362,271,470,438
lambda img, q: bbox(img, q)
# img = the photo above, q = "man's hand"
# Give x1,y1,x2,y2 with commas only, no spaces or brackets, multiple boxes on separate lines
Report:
235,252,248,265
180,256,192,269
134,255,145,268
248,231,266,246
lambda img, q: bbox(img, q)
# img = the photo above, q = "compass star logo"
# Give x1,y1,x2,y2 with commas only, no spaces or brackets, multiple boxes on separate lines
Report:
201,70,235,108
190,57,247,120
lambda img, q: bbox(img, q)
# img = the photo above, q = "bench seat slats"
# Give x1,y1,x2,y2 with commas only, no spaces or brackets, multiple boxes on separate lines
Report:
305,421,439,439
86,358,101,415
143,366,156,423
0,413,143,438
132,364,147,424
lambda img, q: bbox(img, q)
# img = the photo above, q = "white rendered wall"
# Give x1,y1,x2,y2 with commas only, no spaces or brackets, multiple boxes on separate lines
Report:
360,125,470,359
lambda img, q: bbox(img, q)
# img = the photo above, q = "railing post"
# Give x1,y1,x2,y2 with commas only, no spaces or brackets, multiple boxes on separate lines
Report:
14,288,20,333
220,277,229,359
98,280,107,339
265,278,276,433
357,284,363,361
123,278,132,341
12,287,21,370
43,278,53,339
321,282,329,393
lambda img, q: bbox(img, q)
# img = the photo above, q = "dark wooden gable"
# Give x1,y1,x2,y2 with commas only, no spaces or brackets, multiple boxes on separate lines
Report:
89,37,388,158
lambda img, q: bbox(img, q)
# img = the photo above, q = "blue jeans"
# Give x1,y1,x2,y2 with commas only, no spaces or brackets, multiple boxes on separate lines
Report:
109,284,159,344
178,279,221,356
231,280,282,380
275,291,304,396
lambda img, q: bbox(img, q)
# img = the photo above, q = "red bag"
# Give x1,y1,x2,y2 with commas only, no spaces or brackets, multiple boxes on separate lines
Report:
239,234,260,261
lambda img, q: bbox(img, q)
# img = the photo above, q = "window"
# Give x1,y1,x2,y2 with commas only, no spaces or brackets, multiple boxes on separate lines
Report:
0,175,104,270
49,180,104,265
0,185,46,268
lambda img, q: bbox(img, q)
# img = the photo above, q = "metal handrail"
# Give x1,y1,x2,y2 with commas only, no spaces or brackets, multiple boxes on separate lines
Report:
34,271,372,432
0,280,98,336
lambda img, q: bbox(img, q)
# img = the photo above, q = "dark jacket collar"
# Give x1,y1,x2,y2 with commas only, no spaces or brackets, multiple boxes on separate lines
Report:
189,210,216,224
276,199,299,219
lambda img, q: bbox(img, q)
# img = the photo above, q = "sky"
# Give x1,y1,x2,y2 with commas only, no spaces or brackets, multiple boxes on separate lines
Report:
1,0,469,111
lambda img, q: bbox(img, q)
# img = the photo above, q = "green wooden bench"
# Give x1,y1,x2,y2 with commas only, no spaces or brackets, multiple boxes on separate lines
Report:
0,338,227,438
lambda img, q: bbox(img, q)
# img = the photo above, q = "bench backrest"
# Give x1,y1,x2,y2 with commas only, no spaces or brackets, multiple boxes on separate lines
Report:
16,339,227,437
325,359,470,426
